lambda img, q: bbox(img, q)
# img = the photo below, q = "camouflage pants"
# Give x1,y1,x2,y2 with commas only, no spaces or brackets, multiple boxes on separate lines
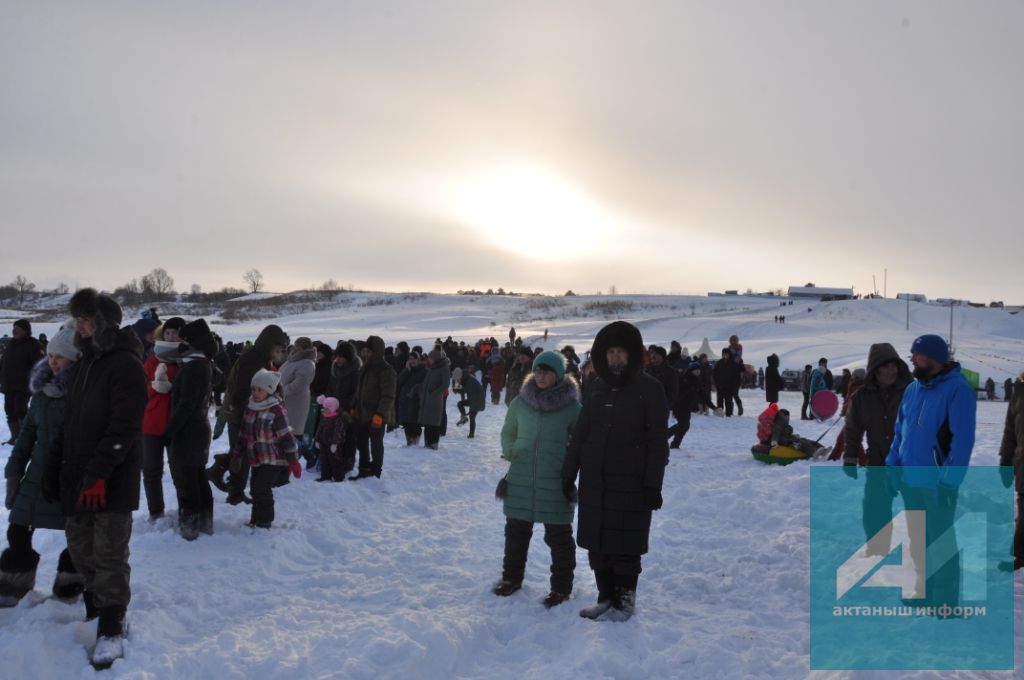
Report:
65,512,133,609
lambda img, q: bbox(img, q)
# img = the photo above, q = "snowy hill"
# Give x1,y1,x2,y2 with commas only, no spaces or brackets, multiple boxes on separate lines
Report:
1,296,1022,678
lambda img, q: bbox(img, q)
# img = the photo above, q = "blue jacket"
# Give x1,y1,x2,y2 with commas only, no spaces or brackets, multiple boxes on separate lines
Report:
885,364,976,487
809,368,828,398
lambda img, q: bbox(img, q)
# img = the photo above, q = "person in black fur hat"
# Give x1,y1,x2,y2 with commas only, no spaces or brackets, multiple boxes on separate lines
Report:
42,288,147,668
164,319,216,540
2,319,44,444
562,321,669,623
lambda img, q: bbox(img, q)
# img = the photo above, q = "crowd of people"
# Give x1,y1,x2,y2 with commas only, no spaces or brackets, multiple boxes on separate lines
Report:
0,290,1022,668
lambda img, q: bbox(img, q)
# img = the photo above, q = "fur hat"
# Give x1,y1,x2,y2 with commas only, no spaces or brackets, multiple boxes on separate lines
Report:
591,321,644,385
13,318,31,335
333,341,356,363
179,318,217,358
649,345,667,360
69,288,123,327
161,317,186,335
533,350,566,380
250,368,281,394
47,325,80,361
317,394,340,412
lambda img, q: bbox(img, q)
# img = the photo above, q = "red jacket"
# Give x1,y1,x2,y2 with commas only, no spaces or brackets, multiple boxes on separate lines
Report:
489,363,506,392
143,354,179,436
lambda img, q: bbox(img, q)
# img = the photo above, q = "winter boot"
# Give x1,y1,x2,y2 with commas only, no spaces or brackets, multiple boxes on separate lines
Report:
91,606,127,670
0,547,39,607
225,489,252,505
199,510,214,536
579,568,615,620
542,591,571,609
52,549,85,601
492,580,522,597
599,575,638,622
206,455,230,493
179,514,200,541
83,591,98,621
5,418,21,445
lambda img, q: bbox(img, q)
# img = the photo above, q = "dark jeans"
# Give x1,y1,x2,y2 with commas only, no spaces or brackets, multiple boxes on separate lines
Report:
457,400,478,437
668,409,691,447
502,517,576,594
227,422,251,495
716,389,741,416
900,484,960,608
862,467,894,555
356,422,385,476
141,434,168,515
249,465,281,526
801,391,810,419
424,425,442,447
170,463,213,519
65,512,133,609
4,390,29,431
1014,491,1024,563
319,425,353,480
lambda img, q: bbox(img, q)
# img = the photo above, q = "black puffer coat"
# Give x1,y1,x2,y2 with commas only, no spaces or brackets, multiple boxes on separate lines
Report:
563,321,669,556
396,364,426,425
765,354,783,404
842,343,911,466
164,358,213,466
50,323,148,516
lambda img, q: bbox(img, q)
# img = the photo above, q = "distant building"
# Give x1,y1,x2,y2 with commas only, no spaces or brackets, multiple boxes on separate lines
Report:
897,293,928,303
787,286,854,300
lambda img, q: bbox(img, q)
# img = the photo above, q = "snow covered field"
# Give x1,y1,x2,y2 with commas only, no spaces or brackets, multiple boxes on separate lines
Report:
1,294,1022,678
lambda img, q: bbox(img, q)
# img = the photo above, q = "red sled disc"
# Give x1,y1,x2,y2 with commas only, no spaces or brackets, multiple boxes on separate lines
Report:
810,390,839,420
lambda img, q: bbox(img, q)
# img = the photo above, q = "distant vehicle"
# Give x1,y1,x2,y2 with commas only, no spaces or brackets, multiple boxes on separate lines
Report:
781,369,803,391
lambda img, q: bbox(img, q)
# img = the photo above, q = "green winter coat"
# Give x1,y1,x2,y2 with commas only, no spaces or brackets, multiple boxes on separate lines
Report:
5,362,67,531
501,375,582,525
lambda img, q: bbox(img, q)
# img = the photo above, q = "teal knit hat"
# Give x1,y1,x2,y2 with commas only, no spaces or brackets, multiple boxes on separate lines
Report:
532,350,566,380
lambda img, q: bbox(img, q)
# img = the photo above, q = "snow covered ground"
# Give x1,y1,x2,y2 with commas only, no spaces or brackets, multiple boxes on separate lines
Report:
0,295,1022,678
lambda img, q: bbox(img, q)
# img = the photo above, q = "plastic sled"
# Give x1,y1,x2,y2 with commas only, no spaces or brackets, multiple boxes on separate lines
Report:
751,445,810,466
810,390,839,420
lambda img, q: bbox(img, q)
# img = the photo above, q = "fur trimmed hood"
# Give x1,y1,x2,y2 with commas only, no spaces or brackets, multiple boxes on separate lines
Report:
29,357,68,397
591,321,645,387
518,374,580,412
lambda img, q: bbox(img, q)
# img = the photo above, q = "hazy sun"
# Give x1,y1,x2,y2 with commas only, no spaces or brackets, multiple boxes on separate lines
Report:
450,164,613,257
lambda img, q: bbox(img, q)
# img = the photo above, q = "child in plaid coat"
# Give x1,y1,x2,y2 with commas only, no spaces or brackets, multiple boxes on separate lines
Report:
237,369,301,528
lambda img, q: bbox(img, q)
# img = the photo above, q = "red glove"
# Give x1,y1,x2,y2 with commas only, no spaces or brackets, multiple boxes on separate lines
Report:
288,460,302,479
371,414,384,429
78,478,107,510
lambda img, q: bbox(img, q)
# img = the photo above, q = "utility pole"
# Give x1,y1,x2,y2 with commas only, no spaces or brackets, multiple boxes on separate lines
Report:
872,275,877,297
883,268,887,298
906,294,910,331
949,300,955,356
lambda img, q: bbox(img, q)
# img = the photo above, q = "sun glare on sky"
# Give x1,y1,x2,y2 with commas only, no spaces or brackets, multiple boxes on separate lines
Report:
449,164,615,258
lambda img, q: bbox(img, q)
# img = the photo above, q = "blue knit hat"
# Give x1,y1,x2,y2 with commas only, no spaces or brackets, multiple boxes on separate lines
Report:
688,360,701,371
533,350,566,380
910,334,949,364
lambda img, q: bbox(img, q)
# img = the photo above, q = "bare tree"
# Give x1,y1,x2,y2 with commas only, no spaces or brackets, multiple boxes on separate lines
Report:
142,267,175,301
608,284,617,295
320,278,340,292
11,275,35,306
243,269,264,294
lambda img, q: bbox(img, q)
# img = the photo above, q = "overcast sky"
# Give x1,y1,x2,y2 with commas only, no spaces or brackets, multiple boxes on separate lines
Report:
1,1,1021,301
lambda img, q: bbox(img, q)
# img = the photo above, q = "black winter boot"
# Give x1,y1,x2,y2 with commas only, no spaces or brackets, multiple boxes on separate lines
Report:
179,514,200,541
199,510,214,536
52,548,85,601
601,574,638,622
83,591,98,621
0,547,39,607
206,455,230,493
579,568,615,620
92,606,127,670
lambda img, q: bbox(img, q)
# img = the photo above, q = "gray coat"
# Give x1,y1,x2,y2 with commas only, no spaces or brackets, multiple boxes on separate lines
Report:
279,348,316,433
418,358,451,427
5,361,67,531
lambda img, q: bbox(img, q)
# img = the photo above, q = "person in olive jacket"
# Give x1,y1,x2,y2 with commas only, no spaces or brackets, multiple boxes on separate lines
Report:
841,343,911,556
42,289,147,669
2,325,84,607
494,351,581,608
163,319,217,541
999,370,1024,571
352,336,396,479
562,321,669,622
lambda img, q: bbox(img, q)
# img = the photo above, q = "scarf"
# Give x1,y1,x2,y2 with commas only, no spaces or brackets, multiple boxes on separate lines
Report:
248,394,282,411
